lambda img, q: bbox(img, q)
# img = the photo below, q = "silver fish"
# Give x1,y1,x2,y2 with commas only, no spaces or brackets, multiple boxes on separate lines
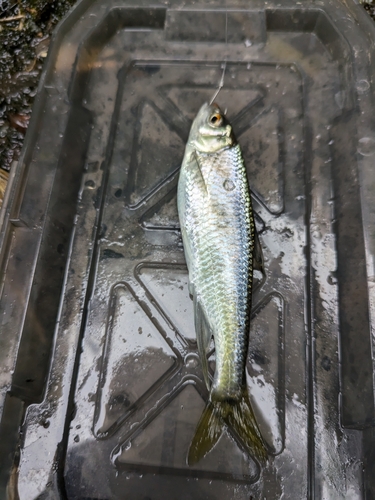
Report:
177,102,267,465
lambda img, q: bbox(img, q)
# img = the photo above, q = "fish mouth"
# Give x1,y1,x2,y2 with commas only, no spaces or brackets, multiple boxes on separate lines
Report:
198,124,232,138
196,124,234,150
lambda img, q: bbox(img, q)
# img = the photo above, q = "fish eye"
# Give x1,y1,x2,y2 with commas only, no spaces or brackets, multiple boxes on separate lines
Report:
209,113,223,127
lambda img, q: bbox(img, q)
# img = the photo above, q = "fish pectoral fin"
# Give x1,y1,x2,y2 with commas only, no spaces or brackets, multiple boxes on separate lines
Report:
253,227,265,277
194,296,212,390
224,391,268,465
187,401,223,466
191,150,208,193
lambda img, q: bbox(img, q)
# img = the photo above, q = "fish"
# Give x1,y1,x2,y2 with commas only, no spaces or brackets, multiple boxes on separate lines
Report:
177,102,267,466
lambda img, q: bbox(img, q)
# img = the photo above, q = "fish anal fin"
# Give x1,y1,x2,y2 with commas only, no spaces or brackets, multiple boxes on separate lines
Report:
193,296,212,390
187,401,223,466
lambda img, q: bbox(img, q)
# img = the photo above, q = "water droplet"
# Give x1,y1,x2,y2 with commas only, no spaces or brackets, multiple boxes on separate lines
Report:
223,179,235,191
327,273,337,285
40,419,50,428
358,137,375,156
185,353,198,368
125,441,131,451
85,180,95,189
356,79,370,94
244,39,252,47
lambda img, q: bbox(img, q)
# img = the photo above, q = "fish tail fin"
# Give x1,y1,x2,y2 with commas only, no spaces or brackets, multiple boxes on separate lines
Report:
226,390,268,465
187,392,267,466
187,400,224,466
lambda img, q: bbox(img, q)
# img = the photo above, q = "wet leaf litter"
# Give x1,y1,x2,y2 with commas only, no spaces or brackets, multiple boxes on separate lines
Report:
0,0,77,197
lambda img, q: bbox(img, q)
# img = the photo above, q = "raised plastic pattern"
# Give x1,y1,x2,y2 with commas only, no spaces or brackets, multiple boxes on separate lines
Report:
62,58,307,498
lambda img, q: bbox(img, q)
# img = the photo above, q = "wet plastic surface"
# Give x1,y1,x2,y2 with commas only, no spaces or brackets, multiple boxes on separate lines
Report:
1,0,375,498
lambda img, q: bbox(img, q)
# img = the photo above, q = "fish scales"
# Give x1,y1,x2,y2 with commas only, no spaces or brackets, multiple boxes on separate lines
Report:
186,145,254,400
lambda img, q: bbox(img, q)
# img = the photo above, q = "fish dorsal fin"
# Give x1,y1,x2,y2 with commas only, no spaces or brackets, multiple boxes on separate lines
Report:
193,295,212,390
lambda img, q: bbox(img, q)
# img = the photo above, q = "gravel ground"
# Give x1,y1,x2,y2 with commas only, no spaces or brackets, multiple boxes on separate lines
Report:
0,0,374,205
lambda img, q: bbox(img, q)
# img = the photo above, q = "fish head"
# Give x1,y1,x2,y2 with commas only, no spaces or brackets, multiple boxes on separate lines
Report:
189,103,234,154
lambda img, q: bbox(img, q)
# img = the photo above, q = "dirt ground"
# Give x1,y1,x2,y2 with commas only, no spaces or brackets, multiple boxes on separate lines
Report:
0,0,374,205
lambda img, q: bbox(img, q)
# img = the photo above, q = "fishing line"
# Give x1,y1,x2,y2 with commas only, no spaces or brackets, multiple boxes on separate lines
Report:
209,5,228,105
210,63,226,105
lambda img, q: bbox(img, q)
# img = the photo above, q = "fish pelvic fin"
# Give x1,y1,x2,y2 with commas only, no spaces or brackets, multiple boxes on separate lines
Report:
193,296,212,391
187,391,268,466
